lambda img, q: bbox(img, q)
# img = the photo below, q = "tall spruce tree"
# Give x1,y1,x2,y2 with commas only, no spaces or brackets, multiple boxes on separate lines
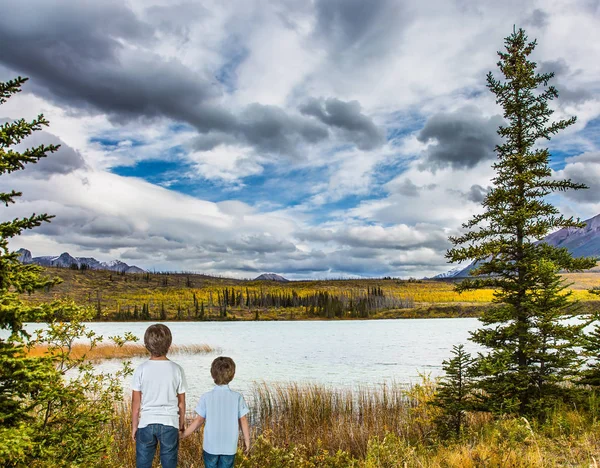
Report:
447,29,597,416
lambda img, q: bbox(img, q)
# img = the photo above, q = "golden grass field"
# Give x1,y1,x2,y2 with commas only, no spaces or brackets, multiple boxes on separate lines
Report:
21,266,600,321
26,342,216,361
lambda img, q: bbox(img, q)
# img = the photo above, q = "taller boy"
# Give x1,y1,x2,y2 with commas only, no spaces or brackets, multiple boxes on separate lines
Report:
132,324,187,468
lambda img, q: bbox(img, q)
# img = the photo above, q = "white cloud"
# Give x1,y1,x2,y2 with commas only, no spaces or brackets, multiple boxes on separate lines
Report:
1,0,599,278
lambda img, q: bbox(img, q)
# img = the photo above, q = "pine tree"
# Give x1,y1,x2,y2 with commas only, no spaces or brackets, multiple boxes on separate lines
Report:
431,344,474,438
1,77,61,433
525,257,589,406
447,28,597,416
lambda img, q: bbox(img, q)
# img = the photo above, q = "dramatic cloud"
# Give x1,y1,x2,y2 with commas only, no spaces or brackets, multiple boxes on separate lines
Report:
236,104,329,156
417,107,503,170
0,0,382,161
299,98,385,150
313,0,407,66
298,223,450,251
16,131,87,178
555,152,600,203
524,9,549,28
465,184,490,203
538,59,593,104
0,0,598,278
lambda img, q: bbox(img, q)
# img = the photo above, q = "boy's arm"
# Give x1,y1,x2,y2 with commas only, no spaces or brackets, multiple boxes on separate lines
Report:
181,415,205,439
177,393,186,433
239,416,250,453
131,390,142,441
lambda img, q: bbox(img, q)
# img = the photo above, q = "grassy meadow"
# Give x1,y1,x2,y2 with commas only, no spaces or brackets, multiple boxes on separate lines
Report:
22,266,600,321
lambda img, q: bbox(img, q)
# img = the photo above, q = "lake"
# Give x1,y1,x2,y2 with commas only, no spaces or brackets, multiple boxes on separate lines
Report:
58,318,482,403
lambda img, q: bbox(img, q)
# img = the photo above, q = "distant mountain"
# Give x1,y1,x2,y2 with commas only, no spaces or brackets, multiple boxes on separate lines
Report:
17,248,32,264
17,249,145,273
254,273,289,282
543,213,600,258
439,213,600,278
432,266,464,279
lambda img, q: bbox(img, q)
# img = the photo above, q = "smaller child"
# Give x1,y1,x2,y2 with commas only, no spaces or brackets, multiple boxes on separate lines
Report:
131,324,187,468
182,356,250,468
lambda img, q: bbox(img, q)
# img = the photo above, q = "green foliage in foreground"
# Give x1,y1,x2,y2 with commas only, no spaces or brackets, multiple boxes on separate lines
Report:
431,344,475,438
447,28,597,417
580,322,600,387
0,77,134,467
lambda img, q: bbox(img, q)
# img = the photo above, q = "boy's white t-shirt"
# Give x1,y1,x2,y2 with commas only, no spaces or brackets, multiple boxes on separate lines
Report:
132,360,187,429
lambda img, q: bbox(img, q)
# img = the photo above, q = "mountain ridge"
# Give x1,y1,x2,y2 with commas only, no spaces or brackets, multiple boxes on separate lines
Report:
436,213,600,278
17,249,145,274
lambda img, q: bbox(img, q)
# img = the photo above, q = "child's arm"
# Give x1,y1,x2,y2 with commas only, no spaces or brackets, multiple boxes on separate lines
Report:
177,393,186,433
181,415,205,439
131,390,142,441
239,416,250,453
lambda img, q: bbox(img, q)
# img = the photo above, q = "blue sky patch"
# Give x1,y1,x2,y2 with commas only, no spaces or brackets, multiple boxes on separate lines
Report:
89,136,144,148
215,36,250,93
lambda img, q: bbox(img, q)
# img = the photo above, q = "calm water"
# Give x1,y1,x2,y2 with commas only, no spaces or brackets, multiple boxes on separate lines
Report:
32,319,481,403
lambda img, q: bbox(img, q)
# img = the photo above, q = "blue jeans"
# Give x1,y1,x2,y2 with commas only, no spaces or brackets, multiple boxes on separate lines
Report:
203,451,235,468
136,424,179,468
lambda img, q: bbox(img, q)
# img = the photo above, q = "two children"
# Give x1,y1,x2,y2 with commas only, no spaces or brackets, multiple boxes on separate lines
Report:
131,324,249,468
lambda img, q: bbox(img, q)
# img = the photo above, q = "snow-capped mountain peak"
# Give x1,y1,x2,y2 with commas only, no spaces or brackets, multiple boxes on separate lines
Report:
16,249,145,273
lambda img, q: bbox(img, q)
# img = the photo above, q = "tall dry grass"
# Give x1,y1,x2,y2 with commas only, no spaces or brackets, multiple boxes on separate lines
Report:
103,382,600,468
27,342,216,361
105,382,430,467
251,382,429,457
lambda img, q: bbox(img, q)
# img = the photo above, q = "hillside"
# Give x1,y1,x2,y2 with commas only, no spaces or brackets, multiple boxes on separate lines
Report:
20,267,600,322
254,273,289,282
543,213,600,257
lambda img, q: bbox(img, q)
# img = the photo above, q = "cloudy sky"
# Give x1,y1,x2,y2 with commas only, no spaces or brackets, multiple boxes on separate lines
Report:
0,0,599,279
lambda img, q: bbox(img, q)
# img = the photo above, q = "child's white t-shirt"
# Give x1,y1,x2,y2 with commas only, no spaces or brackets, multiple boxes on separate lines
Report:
132,360,187,429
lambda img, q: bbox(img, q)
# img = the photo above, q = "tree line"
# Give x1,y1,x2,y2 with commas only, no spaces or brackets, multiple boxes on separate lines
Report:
106,286,414,321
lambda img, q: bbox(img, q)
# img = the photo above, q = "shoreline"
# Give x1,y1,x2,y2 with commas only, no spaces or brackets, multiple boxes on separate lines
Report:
25,300,600,323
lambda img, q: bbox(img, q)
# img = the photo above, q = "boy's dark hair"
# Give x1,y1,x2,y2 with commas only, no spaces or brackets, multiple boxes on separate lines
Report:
211,356,236,385
144,324,172,357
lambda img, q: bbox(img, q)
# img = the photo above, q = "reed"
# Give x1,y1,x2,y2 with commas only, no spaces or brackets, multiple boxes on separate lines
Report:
27,342,216,361
102,382,600,467
251,382,421,457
